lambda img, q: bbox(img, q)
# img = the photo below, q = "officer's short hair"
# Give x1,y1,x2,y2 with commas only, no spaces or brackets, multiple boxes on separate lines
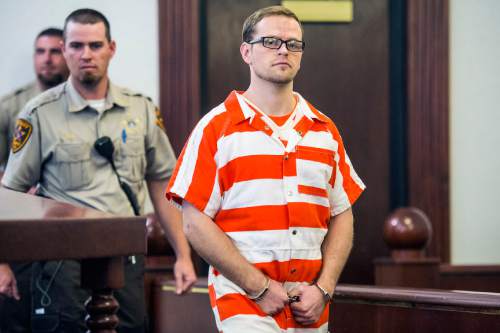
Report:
36,28,64,41
64,8,111,42
242,5,303,43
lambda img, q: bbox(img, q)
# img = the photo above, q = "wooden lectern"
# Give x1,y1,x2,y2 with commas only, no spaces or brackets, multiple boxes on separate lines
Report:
0,188,146,332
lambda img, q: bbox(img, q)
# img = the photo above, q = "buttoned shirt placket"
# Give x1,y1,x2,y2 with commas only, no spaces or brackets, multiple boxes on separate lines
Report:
236,93,318,280
237,94,323,329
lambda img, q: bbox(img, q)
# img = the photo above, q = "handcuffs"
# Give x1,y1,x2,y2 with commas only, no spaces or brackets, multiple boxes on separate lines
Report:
247,278,331,304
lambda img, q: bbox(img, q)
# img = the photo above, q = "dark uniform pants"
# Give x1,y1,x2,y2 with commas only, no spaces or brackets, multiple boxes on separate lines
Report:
0,256,146,333
0,263,32,332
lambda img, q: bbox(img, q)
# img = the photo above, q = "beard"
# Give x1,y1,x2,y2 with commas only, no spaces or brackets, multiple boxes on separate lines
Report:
37,73,67,89
79,72,102,88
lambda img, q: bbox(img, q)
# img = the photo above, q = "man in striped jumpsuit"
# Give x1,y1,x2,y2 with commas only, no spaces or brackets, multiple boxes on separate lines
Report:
167,6,365,332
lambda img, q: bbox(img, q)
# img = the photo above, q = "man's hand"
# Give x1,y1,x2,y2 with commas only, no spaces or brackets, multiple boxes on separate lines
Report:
0,263,20,300
147,180,198,294
288,284,327,325
255,279,289,316
173,257,197,294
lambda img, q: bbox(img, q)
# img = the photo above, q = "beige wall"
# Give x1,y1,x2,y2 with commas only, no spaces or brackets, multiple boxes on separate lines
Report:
0,0,159,104
450,0,500,264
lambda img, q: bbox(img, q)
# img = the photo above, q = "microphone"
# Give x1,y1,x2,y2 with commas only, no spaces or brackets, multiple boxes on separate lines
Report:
94,136,115,165
94,136,141,216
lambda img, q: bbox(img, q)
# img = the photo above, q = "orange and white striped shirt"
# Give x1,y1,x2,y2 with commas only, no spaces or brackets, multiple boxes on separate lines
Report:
167,91,365,332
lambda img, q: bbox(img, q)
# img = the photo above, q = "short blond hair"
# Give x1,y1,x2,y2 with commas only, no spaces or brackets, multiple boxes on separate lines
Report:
242,6,303,42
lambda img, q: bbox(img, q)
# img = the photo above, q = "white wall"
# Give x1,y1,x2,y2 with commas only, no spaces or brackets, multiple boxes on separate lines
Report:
450,0,500,264
0,0,159,104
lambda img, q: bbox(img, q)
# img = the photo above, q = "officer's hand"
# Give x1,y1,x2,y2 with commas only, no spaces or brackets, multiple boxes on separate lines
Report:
255,279,289,316
173,257,197,295
288,284,326,326
0,263,20,300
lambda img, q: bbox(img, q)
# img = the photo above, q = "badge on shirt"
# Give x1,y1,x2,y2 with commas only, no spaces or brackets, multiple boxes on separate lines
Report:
121,117,141,138
155,107,166,131
11,119,33,153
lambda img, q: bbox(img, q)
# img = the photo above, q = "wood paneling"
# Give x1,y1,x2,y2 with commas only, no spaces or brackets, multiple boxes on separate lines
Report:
158,0,201,155
439,265,500,293
203,0,273,112
406,0,450,260
295,1,391,284
152,278,216,333
375,257,440,288
375,256,500,293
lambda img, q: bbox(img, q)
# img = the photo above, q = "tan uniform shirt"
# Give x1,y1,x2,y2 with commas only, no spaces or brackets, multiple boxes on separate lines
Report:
2,79,176,216
0,82,40,168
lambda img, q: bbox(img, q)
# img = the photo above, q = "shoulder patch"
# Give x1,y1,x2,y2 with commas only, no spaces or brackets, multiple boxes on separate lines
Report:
11,119,33,153
155,107,166,131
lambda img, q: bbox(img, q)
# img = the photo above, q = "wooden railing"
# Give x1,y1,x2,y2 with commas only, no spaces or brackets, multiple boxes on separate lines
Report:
0,188,147,333
332,284,500,332
150,278,500,333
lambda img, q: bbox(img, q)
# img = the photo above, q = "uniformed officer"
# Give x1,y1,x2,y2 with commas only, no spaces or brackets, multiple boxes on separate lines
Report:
0,27,69,333
0,28,69,172
0,8,197,333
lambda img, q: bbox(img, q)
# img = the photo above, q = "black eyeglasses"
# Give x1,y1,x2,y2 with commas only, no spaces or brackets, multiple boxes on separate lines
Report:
247,37,305,52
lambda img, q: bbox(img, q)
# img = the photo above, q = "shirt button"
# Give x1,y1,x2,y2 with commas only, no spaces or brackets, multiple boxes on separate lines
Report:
287,190,293,196
291,268,296,274
284,154,289,160
292,230,297,235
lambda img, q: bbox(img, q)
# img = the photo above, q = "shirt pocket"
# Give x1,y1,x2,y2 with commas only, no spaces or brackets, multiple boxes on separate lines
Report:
295,146,334,198
116,135,146,183
54,143,92,190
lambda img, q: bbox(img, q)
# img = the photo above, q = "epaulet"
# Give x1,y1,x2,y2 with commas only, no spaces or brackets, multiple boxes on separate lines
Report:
24,86,64,116
121,89,153,102
13,82,36,96
13,87,26,96
121,88,164,131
